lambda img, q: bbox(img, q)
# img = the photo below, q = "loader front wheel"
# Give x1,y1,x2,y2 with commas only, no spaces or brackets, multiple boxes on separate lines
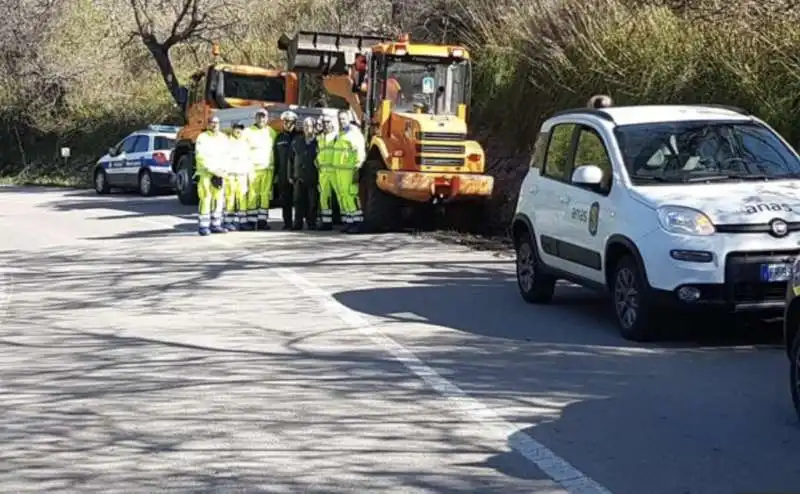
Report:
360,159,400,233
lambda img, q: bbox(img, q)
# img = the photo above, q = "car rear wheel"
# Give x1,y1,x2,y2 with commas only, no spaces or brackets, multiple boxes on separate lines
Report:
94,168,110,194
791,330,800,422
175,154,198,205
138,169,154,197
515,234,555,303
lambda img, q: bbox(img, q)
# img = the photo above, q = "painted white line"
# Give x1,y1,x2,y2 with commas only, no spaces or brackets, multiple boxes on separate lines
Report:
137,215,613,494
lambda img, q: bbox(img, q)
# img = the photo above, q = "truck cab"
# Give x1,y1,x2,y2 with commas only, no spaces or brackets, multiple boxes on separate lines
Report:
171,63,300,205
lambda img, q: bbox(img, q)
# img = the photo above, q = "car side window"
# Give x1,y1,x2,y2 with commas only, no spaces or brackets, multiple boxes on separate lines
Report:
530,132,549,169
542,123,575,181
154,137,176,150
132,136,150,153
121,136,139,154
572,127,613,194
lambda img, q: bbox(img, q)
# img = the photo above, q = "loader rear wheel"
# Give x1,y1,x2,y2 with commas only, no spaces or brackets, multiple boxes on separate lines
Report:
360,159,400,233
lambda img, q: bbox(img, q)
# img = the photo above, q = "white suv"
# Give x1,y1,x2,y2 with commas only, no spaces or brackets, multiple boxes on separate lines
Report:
511,104,800,341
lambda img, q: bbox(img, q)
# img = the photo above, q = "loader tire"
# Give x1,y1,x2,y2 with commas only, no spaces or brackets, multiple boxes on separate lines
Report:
360,159,400,233
445,201,487,234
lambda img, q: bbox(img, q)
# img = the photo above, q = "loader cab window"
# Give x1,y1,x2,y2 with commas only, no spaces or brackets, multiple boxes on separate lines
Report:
385,55,471,115
219,72,286,102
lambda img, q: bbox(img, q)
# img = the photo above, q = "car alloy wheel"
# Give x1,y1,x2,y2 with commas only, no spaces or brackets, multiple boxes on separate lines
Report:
614,266,639,329
95,171,105,192
140,173,151,196
517,241,535,293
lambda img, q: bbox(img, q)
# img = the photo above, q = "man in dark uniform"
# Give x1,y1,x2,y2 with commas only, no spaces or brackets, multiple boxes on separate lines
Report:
274,111,302,229
291,117,320,230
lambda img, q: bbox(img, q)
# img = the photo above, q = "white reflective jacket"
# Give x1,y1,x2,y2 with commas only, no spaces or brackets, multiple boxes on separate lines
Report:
227,135,253,176
195,130,228,177
242,125,277,170
342,126,366,167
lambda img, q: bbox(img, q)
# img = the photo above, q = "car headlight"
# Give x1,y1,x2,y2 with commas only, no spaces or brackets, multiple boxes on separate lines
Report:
657,205,715,236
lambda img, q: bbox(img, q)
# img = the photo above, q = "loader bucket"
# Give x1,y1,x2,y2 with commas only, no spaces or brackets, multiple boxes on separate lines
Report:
277,31,391,75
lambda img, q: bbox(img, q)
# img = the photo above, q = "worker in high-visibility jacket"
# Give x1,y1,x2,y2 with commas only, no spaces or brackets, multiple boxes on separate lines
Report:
223,122,251,231
316,115,347,230
242,108,278,230
337,110,365,232
195,115,229,236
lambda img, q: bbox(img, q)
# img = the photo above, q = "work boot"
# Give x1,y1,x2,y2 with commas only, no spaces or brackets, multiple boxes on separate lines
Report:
345,222,364,234
257,219,269,230
306,222,317,231
210,225,226,234
292,222,303,231
223,222,235,232
282,223,292,230
318,223,333,231
198,227,211,236
239,221,254,231
340,223,352,233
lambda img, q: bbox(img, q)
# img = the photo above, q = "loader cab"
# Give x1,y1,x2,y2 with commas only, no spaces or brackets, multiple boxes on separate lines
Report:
363,45,472,128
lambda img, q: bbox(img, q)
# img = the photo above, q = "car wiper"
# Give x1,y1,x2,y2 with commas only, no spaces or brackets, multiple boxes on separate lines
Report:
630,175,677,183
682,173,773,182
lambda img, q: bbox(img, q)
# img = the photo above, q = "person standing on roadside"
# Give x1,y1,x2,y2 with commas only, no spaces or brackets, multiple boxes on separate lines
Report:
274,111,302,230
291,117,320,230
242,108,278,231
194,115,228,236
337,110,366,233
223,122,250,231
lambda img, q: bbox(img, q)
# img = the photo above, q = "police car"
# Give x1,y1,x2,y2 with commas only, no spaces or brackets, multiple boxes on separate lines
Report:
94,125,179,196
783,259,800,421
510,102,800,341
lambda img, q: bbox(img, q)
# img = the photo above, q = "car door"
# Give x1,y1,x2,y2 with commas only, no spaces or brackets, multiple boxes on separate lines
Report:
105,138,129,187
125,135,151,185
560,124,616,284
535,122,578,272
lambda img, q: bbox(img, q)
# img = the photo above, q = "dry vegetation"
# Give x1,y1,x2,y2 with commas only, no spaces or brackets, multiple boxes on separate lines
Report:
2,0,800,232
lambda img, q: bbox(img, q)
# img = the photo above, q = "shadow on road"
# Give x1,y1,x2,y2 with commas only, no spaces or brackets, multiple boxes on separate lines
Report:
42,190,196,222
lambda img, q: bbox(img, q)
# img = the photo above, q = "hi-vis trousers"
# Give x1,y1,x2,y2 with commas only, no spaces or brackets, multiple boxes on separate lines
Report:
319,166,360,225
224,174,248,228
197,174,225,231
246,168,273,225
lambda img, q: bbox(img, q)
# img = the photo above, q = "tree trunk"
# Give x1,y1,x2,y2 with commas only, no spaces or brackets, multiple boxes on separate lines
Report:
142,35,182,105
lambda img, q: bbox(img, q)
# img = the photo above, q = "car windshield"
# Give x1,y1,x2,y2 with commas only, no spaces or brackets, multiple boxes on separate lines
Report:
614,120,800,184
385,56,470,115
222,73,285,102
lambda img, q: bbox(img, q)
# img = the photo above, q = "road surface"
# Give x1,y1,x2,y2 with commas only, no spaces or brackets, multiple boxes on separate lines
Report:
0,187,797,494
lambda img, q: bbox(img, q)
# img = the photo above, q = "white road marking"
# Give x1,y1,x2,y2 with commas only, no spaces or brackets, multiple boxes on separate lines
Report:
140,215,614,494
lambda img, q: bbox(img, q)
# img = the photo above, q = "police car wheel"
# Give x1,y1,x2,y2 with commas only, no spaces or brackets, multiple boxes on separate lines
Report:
612,256,659,341
515,234,555,304
176,155,198,205
791,330,800,422
138,170,154,197
94,169,110,194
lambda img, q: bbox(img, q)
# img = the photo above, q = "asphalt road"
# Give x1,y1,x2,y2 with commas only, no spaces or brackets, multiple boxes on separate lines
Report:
0,187,798,494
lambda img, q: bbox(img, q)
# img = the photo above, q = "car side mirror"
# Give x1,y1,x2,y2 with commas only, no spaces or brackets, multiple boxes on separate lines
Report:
108,147,116,157
571,164,605,191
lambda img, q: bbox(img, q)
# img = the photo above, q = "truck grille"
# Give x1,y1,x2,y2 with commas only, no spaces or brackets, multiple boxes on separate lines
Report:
415,156,464,166
416,132,465,142
416,144,465,154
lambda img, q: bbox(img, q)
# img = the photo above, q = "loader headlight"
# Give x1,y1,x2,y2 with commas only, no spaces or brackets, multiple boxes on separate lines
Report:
657,205,715,236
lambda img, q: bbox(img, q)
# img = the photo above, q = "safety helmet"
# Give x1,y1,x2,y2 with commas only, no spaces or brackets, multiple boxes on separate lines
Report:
281,110,298,121
255,108,268,116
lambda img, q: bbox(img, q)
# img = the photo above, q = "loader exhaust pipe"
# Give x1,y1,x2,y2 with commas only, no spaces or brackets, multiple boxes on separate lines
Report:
278,30,391,75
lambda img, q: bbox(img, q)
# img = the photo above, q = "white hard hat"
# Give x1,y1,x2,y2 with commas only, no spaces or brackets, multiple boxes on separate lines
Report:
281,110,298,121
255,108,268,116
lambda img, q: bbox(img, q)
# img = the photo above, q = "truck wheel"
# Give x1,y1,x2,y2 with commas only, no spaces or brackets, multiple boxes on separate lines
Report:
516,234,555,303
360,159,400,232
175,154,198,205
611,255,660,342
791,330,800,421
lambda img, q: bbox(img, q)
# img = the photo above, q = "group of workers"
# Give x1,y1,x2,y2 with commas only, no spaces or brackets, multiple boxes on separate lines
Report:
193,108,366,236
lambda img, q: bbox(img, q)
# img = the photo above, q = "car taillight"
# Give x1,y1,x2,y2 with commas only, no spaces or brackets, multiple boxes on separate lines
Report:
153,152,168,165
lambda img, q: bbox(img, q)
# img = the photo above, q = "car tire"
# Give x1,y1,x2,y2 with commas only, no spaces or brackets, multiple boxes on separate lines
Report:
138,169,155,197
175,154,198,205
515,233,555,304
612,255,660,342
791,330,800,422
94,168,110,194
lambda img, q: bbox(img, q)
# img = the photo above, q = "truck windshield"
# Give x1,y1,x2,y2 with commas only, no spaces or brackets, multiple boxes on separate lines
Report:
614,120,800,184
385,56,470,115
222,73,286,102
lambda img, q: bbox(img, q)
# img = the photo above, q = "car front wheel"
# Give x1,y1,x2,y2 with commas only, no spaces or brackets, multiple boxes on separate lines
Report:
94,169,110,194
791,330,800,422
612,255,660,342
515,234,555,304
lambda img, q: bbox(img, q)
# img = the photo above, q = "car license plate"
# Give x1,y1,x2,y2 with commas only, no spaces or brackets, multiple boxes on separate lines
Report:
760,263,791,282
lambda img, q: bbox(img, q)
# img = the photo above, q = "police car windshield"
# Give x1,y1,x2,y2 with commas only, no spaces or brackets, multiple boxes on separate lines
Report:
222,73,285,102
386,56,469,115
614,120,800,184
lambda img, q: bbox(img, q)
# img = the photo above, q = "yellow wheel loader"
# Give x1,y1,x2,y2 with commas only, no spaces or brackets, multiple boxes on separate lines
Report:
278,31,495,232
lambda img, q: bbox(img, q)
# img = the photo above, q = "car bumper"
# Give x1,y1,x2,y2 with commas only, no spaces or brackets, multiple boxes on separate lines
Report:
638,229,799,312
151,166,175,188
